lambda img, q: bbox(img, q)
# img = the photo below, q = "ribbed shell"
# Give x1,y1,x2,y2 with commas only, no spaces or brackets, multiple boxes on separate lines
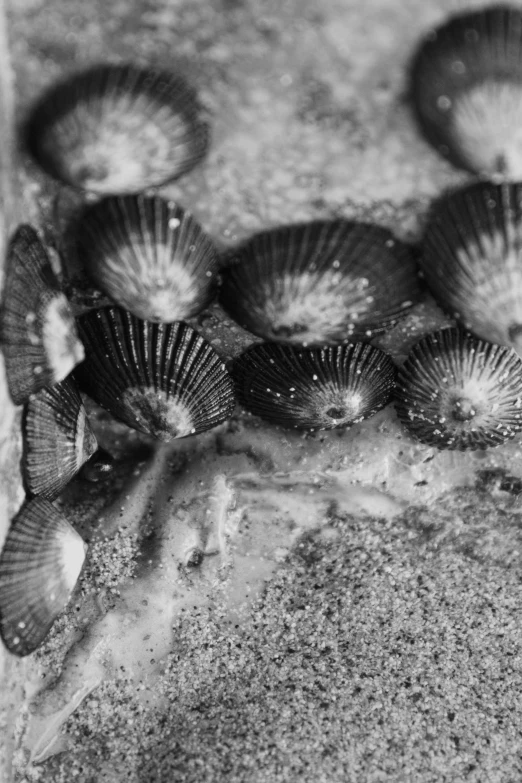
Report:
0,225,85,405
422,181,522,352
395,328,522,450
24,63,209,194
232,342,396,430
410,5,522,179
75,307,235,441
75,195,219,322
23,377,98,500
0,499,87,656
219,221,419,346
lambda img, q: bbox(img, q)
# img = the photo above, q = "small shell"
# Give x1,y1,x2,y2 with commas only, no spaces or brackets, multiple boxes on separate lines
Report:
219,221,419,346
0,498,87,656
395,328,522,450
74,195,219,322
0,225,85,405
232,342,396,430
80,448,115,483
421,181,522,352
24,63,209,194
23,376,98,500
410,5,522,179
75,307,236,441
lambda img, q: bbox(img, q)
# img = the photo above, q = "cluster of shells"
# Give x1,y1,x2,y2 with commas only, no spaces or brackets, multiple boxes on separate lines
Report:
2,5,522,657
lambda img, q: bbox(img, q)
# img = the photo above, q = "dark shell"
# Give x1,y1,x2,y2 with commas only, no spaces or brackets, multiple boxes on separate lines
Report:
232,342,396,430
24,63,209,194
80,448,115,483
75,307,236,441
410,5,522,179
23,376,98,500
75,194,219,322
0,225,85,405
0,498,87,656
395,328,522,450
421,181,522,352
219,221,419,346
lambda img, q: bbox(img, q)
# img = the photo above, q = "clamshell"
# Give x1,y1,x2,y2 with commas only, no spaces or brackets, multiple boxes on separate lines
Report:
410,5,522,179
23,376,98,500
74,194,219,322
76,307,235,441
395,328,522,450
24,63,209,194
421,181,522,353
219,221,419,346
0,498,87,656
0,224,84,405
232,341,396,430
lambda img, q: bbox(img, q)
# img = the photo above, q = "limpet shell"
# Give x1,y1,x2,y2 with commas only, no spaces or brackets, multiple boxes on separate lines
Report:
219,221,419,346
232,341,396,430
395,327,522,450
75,194,219,322
76,307,236,441
24,63,210,194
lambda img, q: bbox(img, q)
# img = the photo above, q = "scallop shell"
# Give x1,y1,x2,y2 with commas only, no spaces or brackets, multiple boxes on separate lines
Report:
232,342,396,430
0,225,85,405
74,195,219,322
23,376,98,500
219,221,419,346
24,63,209,194
395,328,522,450
75,307,235,441
410,5,522,179
421,181,522,352
0,498,87,656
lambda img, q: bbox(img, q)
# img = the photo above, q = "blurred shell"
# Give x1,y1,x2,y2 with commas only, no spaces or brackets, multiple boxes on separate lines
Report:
0,225,84,405
76,307,235,441
23,376,98,500
24,63,209,194
80,448,115,483
410,5,522,179
232,342,396,430
75,195,219,322
0,498,87,656
421,181,522,352
395,328,522,450
219,221,419,346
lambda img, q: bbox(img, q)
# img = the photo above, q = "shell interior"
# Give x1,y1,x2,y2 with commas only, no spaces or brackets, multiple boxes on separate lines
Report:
219,221,419,346
24,63,210,194
75,307,236,441
0,224,85,405
0,498,87,656
395,327,522,450
422,181,522,352
232,341,396,430
75,194,219,322
411,5,522,178
23,376,98,500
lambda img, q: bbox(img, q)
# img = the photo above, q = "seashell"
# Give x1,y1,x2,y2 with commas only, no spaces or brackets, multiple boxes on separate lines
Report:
410,5,522,179
74,194,219,322
0,498,87,656
219,221,419,346
24,63,209,194
395,327,522,450
81,448,115,483
75,307,236,441
232,342,396,430
0,225,85,405
23,376,98,500
421,181,522,352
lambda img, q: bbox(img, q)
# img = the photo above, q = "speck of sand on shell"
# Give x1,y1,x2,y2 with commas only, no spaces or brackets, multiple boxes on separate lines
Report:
40,489,522,783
